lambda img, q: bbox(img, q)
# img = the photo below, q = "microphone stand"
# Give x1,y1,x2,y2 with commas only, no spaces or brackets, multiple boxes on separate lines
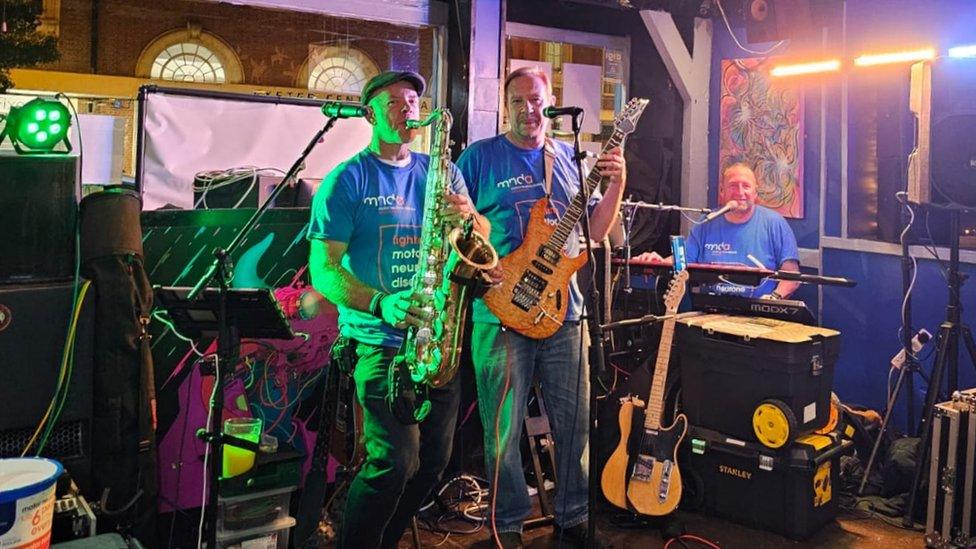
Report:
618,200,711,294
564,111,604,548
620,199,711,216
189,115,340,549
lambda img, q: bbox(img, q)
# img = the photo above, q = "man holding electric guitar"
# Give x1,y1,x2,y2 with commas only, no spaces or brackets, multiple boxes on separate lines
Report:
456,66,634,549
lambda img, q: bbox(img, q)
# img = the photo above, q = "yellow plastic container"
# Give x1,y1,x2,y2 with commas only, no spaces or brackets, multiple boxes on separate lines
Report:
222,417,262,478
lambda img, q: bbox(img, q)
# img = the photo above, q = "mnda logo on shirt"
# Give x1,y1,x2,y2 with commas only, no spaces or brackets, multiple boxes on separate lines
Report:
363,193,408,208
704,242,734,253
496,173,535,189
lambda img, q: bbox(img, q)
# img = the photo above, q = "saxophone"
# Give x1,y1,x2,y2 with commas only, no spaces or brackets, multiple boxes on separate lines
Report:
387,108,498,424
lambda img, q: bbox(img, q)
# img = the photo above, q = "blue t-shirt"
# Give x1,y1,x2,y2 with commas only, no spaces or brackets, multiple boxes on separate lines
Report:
686,205,799,298
456,135,600,324
306,149,468,348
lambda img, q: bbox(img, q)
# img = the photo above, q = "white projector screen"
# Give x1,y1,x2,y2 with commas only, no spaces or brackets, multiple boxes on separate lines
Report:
139,89,372,210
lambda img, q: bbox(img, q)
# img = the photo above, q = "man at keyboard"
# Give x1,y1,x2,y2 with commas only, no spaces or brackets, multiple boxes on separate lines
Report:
638,162,800,299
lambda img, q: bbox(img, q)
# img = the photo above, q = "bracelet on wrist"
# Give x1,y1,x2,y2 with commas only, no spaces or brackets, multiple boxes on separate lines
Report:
369,291,388,318
770,291,783,300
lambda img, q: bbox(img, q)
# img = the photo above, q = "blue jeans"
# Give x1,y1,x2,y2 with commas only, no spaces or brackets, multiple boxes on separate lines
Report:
472,321,590,533
339,343,460,549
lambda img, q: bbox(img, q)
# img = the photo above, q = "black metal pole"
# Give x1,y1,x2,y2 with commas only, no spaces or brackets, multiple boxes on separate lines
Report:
567,112,605,548
206,250,235,549
946,211,961,393
901,209,917,435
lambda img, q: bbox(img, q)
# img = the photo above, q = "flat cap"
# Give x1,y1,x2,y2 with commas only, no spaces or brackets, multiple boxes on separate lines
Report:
360,71,426,106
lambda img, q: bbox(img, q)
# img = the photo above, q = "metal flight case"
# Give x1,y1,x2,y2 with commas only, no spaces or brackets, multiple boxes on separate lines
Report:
926,389,976,548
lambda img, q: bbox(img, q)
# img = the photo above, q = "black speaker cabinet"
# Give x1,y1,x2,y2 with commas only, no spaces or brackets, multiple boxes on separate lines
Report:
0,281,94,492
910,58,976,208
0,153,78,284
744,0,812,44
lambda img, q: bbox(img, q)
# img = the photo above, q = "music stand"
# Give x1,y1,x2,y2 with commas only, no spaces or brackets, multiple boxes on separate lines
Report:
154,286,294,544
154,286,294,340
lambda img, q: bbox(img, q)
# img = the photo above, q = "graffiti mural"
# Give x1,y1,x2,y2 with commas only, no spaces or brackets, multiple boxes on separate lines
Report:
719,57,804,218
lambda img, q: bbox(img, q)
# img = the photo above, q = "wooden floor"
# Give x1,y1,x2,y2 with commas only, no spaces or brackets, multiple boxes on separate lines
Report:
400,507,925,548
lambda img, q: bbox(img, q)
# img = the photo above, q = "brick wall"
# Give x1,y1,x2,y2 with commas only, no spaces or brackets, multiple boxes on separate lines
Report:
43,0,435,91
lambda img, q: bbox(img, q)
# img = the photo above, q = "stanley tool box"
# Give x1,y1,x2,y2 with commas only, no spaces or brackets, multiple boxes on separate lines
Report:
684,425,853,540
677,314,840,447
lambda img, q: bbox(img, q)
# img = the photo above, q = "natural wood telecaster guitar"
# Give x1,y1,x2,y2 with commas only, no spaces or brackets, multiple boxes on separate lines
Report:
484,98,649,339
602,268,688,515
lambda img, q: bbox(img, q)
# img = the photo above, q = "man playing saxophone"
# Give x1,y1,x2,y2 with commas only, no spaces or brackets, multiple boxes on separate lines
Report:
307,71,489,549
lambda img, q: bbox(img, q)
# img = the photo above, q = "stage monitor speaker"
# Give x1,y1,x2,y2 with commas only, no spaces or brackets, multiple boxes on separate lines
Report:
743,0,812,44
909,58,976,208
0,281,94,493
0,153,78,284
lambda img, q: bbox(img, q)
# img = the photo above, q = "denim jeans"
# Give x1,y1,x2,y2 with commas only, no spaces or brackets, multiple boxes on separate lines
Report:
471,321,590,533
338,343,461,549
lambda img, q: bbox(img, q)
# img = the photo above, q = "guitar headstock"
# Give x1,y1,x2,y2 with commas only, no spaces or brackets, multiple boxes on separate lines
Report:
663,270,689,313
613,98,649,136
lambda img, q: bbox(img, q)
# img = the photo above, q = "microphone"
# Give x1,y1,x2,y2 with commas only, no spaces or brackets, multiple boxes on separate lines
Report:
703,200,740,222
543,105,583,118
322,102,368,118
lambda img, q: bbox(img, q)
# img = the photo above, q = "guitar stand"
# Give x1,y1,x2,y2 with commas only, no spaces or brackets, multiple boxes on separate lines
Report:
524,381,559,529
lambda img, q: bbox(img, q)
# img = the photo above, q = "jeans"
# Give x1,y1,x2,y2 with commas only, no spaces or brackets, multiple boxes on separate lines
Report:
472,321,590,533
338,343,460,549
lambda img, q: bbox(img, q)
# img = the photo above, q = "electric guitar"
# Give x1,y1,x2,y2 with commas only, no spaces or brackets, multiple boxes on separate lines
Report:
484,98,649,339
602,252,688,515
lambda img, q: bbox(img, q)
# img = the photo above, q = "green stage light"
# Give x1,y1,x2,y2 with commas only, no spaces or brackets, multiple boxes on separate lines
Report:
0,98,73,154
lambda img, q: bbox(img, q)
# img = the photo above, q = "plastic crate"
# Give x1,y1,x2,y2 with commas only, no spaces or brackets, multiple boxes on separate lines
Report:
216,517,295,549
218,486,294,533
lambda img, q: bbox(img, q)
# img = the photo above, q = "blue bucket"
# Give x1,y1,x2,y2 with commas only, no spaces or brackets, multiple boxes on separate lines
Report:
0,458,63,549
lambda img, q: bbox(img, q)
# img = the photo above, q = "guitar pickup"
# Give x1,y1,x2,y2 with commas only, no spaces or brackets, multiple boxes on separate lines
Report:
632,454,654,482
658,460,673,502
520,270,547,292
531,260,553,275
536,245,561,264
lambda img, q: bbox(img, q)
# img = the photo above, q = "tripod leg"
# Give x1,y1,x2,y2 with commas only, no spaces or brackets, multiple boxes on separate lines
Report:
859,362,912,495
904,324,952,527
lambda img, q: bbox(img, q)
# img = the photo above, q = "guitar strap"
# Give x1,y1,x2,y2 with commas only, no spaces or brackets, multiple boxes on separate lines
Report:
543,137,556,198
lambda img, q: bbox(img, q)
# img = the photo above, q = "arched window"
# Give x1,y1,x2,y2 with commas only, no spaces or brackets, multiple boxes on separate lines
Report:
301,47,380,95
151,42,225,83
136,25,244,84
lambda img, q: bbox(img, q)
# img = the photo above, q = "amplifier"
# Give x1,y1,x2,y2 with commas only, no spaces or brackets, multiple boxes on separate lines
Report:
0,153,78,284
0,281,94,492
926,389,976,548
